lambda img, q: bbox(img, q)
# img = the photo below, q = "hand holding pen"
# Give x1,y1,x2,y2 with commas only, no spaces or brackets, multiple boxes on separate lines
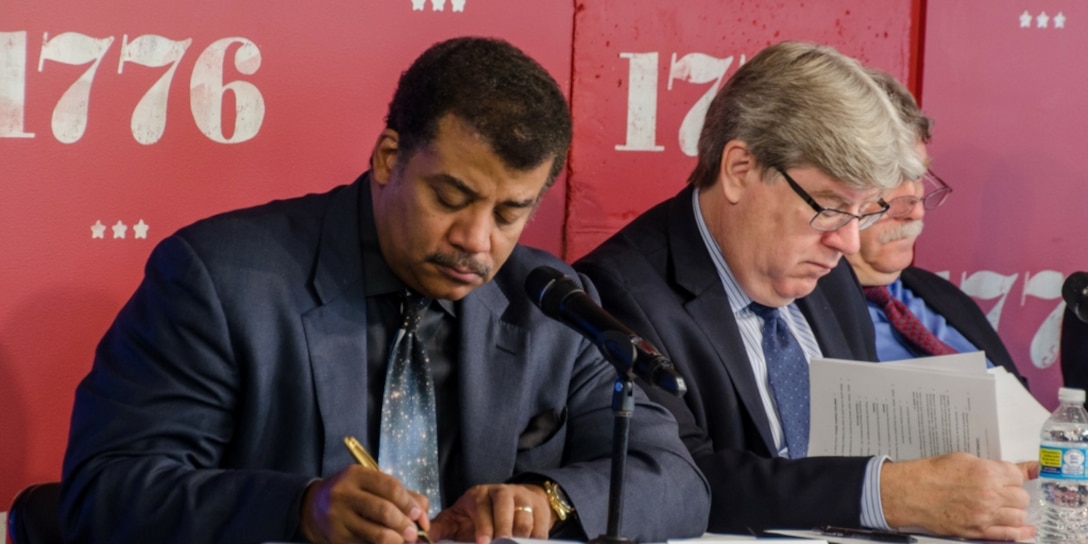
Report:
344,436,434,544
296,436,433,544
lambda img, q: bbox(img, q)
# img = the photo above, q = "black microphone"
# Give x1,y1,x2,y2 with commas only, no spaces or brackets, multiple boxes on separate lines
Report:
1064,271,1088,324
525,266,686,396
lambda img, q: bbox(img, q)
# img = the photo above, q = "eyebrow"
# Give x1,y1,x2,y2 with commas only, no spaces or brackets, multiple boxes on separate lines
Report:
808,188,856,208
434,173,539,209
812,187,884,211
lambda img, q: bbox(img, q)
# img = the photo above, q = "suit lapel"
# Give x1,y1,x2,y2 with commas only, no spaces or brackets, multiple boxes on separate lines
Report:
798,281,856,359
456,280,531,487
303,285,370,476
667,188,777,453
302,179,371,476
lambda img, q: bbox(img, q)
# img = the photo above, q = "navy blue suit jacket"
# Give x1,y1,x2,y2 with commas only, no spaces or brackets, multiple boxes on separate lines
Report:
61,175,709,543
576,185,878,532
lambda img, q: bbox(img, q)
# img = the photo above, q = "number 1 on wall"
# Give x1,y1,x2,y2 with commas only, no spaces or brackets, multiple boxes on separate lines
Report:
0,31,35,138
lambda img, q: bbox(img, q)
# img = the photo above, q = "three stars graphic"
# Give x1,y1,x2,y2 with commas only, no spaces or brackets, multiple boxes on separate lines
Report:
90,219,150,240
1020,10,1067,29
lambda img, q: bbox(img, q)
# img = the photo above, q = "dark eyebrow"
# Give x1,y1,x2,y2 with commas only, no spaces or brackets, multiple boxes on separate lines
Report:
435,173,539,209
502,195,540,209
434,174,480,200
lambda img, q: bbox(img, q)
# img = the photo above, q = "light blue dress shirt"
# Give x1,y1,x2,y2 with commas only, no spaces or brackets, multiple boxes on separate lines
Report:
869,278,992,367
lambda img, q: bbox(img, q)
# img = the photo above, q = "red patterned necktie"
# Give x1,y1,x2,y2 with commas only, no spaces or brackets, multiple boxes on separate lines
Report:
864,285,958,356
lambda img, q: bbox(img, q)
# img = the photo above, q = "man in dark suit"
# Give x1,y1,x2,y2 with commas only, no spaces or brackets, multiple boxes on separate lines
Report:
846,69,1020,375
60,37,709,544
576,41,1035,540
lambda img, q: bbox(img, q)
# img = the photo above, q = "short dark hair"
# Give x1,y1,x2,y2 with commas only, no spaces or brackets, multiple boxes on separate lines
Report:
386,37,572,186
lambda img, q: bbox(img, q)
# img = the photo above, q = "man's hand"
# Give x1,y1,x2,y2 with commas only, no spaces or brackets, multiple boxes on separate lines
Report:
1018,460,1041,480
881,452,1035,541
299,465,430,544
428,483,554,544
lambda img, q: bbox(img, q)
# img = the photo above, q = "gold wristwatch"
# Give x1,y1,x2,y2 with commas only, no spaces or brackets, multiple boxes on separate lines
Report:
542,480,575,522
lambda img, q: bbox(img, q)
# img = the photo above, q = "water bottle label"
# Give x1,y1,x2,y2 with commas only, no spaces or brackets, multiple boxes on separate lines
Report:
1040,445,1088,480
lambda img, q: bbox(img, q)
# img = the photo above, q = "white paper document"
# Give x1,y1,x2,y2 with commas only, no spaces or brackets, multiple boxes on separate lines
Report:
770,528,972,544
807,352,1050,463
669,533,826,544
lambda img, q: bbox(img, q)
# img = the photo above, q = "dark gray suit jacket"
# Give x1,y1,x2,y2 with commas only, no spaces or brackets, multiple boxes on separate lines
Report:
61,174,709,544
576,185,878,532
899,266,1020,378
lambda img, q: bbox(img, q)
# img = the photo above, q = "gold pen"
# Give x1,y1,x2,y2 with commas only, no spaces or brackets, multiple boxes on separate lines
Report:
343,436,434,544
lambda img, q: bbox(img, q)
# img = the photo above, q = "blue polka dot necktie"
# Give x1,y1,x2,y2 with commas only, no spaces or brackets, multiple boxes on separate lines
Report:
749,302,810,459
379,291,442,517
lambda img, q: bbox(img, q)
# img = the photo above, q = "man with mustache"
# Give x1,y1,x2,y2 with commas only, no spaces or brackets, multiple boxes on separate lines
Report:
60,37,709,544
576,42,1035,539
847,69,1020,376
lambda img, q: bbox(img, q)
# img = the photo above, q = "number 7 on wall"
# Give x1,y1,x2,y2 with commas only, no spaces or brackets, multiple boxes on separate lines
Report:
38,32,116,144
118,34,192,145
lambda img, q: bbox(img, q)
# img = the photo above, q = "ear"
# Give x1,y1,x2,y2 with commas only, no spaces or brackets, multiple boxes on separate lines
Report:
719,140,755,204
370,128,400,186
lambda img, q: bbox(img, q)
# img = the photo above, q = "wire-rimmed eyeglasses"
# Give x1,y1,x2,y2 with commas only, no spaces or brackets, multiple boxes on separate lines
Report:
884,169,953,218
777,168,889,231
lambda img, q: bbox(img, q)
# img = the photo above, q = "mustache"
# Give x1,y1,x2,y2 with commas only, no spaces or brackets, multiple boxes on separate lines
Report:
879,220,924,244
426,252,490,277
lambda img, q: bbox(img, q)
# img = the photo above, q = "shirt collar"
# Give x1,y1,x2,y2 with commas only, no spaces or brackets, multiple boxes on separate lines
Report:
691,187,754,316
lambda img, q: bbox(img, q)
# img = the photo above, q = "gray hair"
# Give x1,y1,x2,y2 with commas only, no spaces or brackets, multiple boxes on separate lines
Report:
865,67,933,144
688,41,924,191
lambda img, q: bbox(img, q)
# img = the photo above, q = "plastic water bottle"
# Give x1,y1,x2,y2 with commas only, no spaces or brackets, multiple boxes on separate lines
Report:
1038,387,1088,544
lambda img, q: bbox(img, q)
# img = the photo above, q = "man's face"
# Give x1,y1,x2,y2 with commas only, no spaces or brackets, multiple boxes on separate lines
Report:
371,114,553,301
717,162,883,307
847,141,929,286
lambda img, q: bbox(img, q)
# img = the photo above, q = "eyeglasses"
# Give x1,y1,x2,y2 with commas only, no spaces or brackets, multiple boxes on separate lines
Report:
776,168,889,231
884,169,953,218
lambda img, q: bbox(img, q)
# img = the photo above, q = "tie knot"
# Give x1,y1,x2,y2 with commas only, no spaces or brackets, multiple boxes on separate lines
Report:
748,301,780,321
400,291,430,332
863,285,893,307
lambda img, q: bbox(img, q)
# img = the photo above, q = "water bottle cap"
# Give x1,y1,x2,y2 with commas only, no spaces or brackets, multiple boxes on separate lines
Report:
1058,387,1087,403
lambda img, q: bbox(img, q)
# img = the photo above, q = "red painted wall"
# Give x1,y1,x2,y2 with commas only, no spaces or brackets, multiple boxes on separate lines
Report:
917,0,1085,409
5,0,1066,522
565,1,916,260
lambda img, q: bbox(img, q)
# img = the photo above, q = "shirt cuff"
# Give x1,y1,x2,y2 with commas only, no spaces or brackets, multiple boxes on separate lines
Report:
860,455,891,529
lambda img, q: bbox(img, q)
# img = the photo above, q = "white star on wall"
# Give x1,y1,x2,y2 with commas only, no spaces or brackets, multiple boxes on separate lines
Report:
1020,11,1032,28
91,220,106,239
411,0,463,12
1055,12,1066,29
1037,11,1050,29
112,220,128,239
133,219,150,239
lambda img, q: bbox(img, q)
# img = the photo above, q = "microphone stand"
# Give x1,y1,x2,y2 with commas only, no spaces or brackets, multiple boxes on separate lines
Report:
588,331,642,544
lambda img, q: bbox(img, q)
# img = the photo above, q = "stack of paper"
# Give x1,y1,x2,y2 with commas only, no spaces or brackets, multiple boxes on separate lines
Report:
807,352,1049,463
668,534,826,544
